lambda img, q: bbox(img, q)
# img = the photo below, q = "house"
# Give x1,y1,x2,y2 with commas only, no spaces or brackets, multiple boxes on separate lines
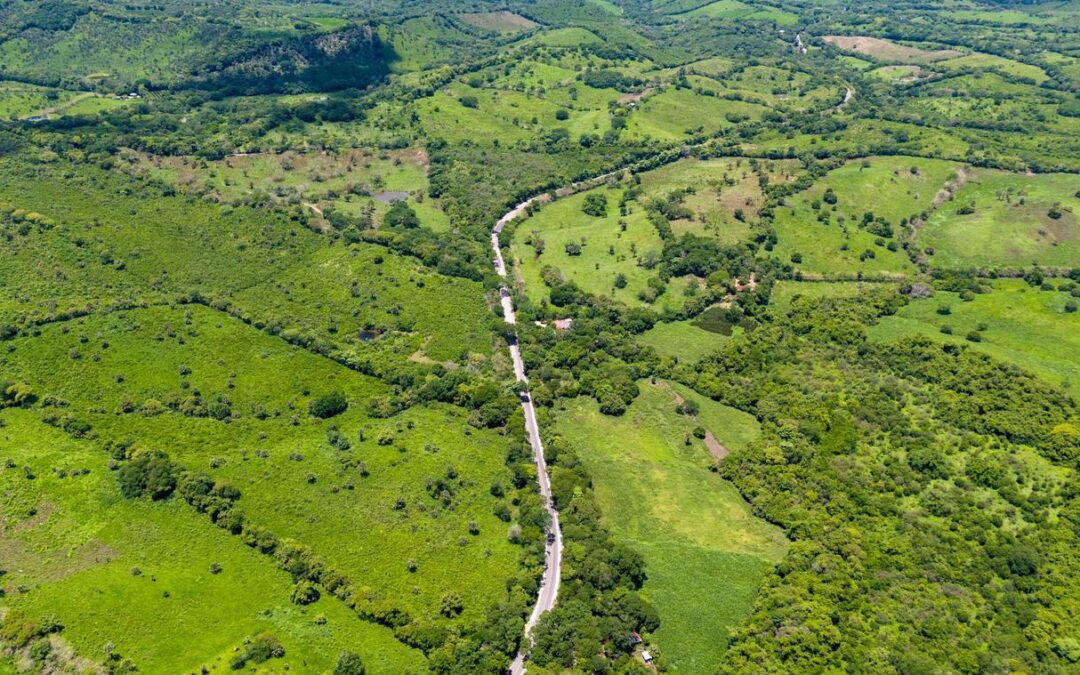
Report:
642,650,653,663
630,631,642,645
553,318,573,331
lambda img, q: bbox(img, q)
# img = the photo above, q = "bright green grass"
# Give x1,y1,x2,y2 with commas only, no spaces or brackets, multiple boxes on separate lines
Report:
771,156,958,276
2,305,521,624
526,27,603,47
868,280,1080,395
636,320,732,361
231,242,495,362
0,409,425,674
626,88,769,141
554,382,785,672
936,53,1049,84
511,187,688,311
682,0,798,23
769,280,900,314
919,169,1080,268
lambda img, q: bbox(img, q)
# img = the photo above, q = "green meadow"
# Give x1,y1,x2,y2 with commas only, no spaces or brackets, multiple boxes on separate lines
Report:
869,280,1080,395
919,170,1080,268
2,305,522,625
553,381,785,672
0,409,425,674
771,156,958,277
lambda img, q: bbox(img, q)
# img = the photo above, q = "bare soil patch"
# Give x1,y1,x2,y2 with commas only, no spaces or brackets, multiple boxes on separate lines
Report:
459,11,539,32
823,35,961,63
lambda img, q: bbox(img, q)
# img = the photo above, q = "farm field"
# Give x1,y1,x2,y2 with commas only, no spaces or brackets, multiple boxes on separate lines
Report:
822,35,962,63
552,381,785,672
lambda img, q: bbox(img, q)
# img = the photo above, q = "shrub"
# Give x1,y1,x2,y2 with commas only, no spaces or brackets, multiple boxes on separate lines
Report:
582,192,608,217
459,95,479,109
335,651,366,675
118,452,178,500
310,392,348,418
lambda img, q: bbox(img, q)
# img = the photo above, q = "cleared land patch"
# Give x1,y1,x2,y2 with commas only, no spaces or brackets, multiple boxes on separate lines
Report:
823,35,961,63
458,11,539,32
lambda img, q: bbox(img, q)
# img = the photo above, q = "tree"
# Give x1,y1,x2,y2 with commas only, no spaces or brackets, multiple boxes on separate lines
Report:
118,452,178,500
439,592,464,617
459,95,479,109
582,192,608,217
384,201,420,229
335,651,365,675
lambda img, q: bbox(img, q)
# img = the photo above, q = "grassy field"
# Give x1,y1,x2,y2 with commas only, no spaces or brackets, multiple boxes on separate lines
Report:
124,147,447,231
626,88,770,141
0,408,425,674
918,169,1080,268
511,185,690,311
769,280,900,314
512,158,795,309
2,305,522,628
553,381,785,672
771,156,957,276
869,280,1080,395
636,320,733,361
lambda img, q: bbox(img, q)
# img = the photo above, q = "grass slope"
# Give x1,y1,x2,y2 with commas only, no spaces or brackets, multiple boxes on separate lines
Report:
553,382,785,672
0,409,425,673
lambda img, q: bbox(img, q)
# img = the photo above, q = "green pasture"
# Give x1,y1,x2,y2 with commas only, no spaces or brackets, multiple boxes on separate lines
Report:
2,305,522,626
553,381,785,672
869,280,1080,395
919,169,1079,268
0,409,425,673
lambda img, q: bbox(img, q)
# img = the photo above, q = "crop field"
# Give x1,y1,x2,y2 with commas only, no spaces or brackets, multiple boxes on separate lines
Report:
553,381,785,672
0,409,426,674
918,170,1080,268
869,280,1080,395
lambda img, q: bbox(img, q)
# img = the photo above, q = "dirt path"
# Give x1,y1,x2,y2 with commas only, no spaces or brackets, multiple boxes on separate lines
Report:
22,92,96,120
910,166,973,243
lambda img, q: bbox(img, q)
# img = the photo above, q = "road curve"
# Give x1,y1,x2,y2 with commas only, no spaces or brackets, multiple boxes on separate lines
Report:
492,169,641,673
493,196,562,675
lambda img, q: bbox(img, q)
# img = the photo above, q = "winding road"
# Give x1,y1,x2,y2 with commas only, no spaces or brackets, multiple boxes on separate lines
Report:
493,197,562,675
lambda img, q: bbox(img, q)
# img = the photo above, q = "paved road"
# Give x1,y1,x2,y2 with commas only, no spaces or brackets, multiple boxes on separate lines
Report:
493,197,562,675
